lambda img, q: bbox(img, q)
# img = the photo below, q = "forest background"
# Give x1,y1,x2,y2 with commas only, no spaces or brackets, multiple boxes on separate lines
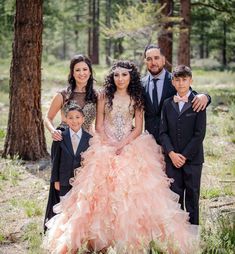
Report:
0,0,235,253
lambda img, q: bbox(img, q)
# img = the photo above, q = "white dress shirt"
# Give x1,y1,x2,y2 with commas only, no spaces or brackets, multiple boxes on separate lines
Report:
69,128,82,152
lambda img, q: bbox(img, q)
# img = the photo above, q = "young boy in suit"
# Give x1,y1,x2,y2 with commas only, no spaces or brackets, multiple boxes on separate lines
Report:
44,104,92,231
159,65,207,225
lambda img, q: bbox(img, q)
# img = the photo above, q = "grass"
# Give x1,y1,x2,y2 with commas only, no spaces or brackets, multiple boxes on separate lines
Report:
201,186,234,199
201,213,235,254
0,161,21,187
23,221,44,254
10,199,43,218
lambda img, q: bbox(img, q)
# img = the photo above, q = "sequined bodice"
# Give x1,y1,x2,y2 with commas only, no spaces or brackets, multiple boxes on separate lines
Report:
60,89,96,133
104,97,134,142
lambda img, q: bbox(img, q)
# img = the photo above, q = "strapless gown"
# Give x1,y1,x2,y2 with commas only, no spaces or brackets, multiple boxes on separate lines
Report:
44,99,199,254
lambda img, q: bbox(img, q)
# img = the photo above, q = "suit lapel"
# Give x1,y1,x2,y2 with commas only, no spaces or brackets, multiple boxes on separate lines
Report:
143,75,152,103
159,72,169,107
75,130,87,157
179,91,194,116
171,100,180,115
179,102,192,116
63,128,74,157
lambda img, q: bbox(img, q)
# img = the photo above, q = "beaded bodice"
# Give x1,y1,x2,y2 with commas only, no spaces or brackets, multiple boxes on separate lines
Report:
104,96,134,142
60,89,96,133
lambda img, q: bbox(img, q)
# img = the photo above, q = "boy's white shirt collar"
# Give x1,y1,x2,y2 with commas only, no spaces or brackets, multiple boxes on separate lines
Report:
69,128,82,140
177,90,191,111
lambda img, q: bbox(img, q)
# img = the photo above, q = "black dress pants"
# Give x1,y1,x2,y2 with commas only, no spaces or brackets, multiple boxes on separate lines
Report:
166,162,202,225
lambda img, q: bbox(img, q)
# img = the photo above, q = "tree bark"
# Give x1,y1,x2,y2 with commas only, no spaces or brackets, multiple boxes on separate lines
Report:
199,32,204,59
88,0,92,58
91,0,99,64
3,0,48,160
158,0,173,71
222,20,227,67
178,0,191,66
105,0,111,66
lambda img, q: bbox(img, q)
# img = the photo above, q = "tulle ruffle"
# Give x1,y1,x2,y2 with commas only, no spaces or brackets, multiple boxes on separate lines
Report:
44,133,199,254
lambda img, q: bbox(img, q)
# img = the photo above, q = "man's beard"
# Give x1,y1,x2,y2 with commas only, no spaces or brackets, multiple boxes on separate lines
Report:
148,67,163,76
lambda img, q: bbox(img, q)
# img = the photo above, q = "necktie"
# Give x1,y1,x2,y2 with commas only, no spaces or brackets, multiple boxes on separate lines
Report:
72,133,79,154
173,95,188,103
152,78,159,108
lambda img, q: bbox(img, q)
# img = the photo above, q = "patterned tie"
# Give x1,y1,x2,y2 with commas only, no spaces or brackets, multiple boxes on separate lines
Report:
173,95,188,103
152,78,159,108
72,133,79,154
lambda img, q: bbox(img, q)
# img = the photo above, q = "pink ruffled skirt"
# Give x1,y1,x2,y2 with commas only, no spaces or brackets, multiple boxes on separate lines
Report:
44,133,199,254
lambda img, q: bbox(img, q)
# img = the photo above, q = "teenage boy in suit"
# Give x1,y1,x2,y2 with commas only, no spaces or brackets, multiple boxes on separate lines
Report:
159,65,207,225
142,44,210,144
44,105,92,231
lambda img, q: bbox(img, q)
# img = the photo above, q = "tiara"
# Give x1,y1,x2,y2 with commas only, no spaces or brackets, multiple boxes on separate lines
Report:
63,100,82,113
111,66,132,73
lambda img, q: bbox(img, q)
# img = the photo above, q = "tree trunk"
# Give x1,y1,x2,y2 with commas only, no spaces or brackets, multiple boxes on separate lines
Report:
62,21,66,60
199,32,204,59
178,0,191,66
222,20,227,67
91,0,99,64
113,38,123,59
158,0,173,71
74,13,79,52
88,0,92,58
105,0,111,66
3,0,48,160
205,39,209,58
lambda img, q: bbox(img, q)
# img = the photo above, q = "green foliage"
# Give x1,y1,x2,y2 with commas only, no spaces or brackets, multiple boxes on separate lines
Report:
0,233,6,244
0,162,20,186
22,222,44,254
201,214,235,253
191,0,235,65
22,200,43,218
0,0,15,58
10,198,43,217
201,186,234,199
102,2,163,39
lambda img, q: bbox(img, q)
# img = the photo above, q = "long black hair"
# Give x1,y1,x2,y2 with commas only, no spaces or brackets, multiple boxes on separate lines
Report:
104,60,144,111
66,54,97,103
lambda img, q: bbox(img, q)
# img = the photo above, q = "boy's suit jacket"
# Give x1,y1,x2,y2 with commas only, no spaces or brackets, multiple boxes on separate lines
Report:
50,128,92,186
142,70,177,143
159,92,206,164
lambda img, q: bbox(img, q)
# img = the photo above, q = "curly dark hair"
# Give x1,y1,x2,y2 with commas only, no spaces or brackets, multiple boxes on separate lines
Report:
104,60,144,111
66,54,97,103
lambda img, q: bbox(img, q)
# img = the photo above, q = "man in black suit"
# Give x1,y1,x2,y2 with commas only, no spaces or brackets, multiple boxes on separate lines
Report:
44,105,92,231
142,44,210,144
159,65,206,225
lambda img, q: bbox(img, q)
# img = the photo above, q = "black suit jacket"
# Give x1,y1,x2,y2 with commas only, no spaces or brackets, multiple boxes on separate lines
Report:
159,93,206,164
142,70,176,143
50,128,92,186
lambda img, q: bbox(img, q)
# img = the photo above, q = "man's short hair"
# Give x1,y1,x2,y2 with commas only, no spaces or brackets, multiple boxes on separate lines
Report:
172,65,192,78
144,44,164,58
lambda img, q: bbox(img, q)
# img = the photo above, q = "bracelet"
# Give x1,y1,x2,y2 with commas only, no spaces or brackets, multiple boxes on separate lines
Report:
51,130,56,134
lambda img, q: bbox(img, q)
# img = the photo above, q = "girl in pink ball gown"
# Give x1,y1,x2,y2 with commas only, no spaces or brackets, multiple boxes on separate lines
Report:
44,60,199,254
